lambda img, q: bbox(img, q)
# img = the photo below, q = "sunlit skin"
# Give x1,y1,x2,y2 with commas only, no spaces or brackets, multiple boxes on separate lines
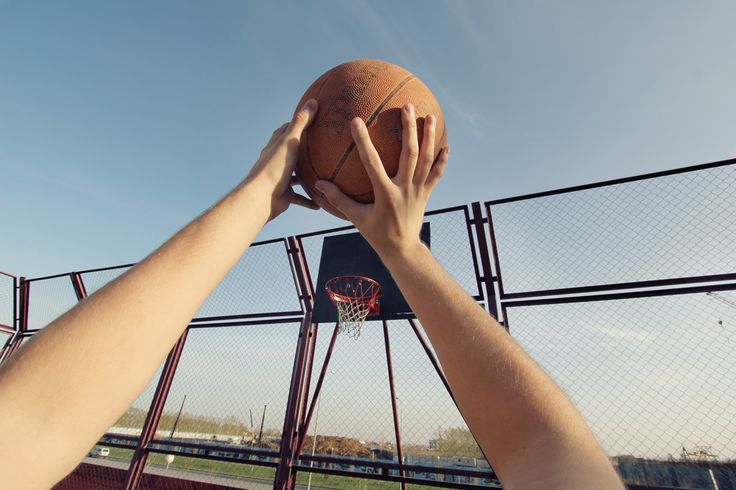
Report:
0,99,622,489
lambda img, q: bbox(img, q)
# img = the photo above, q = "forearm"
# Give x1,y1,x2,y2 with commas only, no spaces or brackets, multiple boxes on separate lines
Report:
382,243,621,488
0,179,271,488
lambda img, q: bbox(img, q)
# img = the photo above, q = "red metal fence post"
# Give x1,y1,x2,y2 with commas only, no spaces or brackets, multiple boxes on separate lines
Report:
471,202,500,320
123,329,189,490
274,236,316,490
383,320,406,490
2,277,29,362
69,272,88,301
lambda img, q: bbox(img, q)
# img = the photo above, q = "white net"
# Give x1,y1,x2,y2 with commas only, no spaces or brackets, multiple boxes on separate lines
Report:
326,276,381,339
334,298,373,339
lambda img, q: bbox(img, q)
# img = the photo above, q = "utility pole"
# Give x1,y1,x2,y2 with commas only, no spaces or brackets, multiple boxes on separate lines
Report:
257,404,267,445
170,395,187,438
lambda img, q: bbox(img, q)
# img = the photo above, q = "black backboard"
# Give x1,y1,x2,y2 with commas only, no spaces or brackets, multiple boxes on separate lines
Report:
312,224,431,323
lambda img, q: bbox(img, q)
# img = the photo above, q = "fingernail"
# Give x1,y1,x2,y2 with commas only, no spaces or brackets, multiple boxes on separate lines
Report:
427,114,435,127
404,103,413,114
305,99,317,111
314,181,326,193
351,117,365,130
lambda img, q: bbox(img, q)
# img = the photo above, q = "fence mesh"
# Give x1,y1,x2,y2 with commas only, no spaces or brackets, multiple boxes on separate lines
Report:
297,319,495,487
26,275,79,330
110,364,166,435
299,207,482,304
80,266,131,296
507,290,736,487
10,160,736,489
0,331,13,360
196,241,300,318
153,323,301,450
0,273,14,328
142,454,273,489
489,164,736,294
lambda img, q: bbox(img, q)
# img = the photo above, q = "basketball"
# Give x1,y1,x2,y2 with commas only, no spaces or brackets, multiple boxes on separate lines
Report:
294,59,447,219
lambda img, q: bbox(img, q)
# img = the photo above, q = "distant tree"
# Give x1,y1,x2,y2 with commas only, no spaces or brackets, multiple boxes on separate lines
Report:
435,427,483,458
114,407,256,437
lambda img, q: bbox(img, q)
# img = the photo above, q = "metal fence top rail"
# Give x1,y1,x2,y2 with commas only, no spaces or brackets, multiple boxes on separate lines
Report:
485,156,736,206
23,204,474,282
502,280,736,308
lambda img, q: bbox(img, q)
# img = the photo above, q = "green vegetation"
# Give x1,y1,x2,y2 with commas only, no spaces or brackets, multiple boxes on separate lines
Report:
434,427,483,458
100,414,487,488
93,445,475,489
114,407,281,439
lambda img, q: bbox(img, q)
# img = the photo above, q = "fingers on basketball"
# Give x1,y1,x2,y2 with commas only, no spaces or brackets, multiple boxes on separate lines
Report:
426,147,450,192
288,99,318,136
315,180,363,219
396,103,419,184
414,114,437,186
350,118,392,195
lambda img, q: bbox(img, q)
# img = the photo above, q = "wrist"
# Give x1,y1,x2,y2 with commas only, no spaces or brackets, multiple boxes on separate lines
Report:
232,178,273,223
377,239,428,270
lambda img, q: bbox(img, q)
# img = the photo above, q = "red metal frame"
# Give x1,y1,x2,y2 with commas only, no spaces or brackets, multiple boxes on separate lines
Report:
4,157,734,490
382,319,407,489
123,329,190,490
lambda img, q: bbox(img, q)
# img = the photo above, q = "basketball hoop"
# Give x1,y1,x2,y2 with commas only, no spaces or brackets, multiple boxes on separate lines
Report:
325,276,381,339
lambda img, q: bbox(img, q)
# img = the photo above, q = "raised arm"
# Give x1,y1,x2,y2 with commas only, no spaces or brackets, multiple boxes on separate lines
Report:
0,100,319,489
314,104,623,489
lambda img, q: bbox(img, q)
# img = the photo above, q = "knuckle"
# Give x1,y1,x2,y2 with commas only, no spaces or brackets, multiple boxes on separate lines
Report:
384,190,401,206
292,111,308,125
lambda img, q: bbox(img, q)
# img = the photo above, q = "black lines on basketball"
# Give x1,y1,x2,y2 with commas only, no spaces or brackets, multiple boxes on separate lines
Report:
365,75,415,127
307,71,338,179
295,59,446,219
328,74,416,182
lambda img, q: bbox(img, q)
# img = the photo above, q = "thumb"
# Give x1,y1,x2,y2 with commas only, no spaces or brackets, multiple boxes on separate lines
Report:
314,180,362,219
288,99,318,136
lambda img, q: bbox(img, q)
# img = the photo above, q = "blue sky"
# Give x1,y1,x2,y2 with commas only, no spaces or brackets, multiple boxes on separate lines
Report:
2,0,736,277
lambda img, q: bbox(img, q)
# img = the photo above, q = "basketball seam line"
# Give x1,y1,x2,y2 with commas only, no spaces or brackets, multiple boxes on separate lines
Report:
328,74,416,182
306,73,334,179
347,117,447,199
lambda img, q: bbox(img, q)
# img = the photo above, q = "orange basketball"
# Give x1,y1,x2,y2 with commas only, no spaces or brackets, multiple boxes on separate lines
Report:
294,59,447,219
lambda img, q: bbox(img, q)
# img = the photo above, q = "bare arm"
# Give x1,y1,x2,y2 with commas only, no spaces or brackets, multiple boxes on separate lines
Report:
0,100,319,489
314,105,623,489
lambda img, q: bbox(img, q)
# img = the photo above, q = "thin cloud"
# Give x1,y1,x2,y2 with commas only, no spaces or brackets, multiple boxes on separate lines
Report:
590,325,656,345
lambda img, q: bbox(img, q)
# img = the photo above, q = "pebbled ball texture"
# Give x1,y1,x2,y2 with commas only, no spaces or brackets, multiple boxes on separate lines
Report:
294,59,447,219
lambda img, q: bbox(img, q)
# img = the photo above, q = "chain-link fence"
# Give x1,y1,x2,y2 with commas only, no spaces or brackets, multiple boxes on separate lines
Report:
0,272,16,363
3,158,734,489
488,159,736,489
0,272,15,329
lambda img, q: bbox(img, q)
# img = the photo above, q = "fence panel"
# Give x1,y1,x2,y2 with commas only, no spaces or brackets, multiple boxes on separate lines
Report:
488,163,736,295
14,159,736,489
195,241,301,319
506,290,736,475
80,266,132,296
0,272,14,328
26,275,79,330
